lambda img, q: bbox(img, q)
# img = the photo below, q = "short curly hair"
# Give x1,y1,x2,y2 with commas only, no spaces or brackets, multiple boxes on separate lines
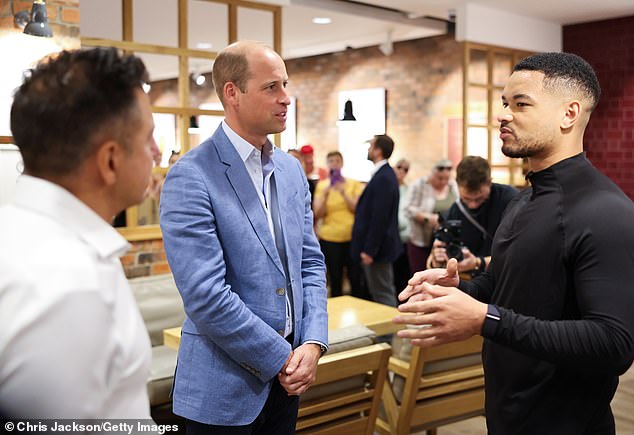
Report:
513,52,601,111
11,47,148,175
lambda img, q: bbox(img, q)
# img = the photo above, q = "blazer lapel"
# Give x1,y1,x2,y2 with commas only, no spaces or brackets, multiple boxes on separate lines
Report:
213,127,285,274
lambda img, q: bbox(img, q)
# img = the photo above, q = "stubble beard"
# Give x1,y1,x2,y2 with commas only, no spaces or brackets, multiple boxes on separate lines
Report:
502,136,547,159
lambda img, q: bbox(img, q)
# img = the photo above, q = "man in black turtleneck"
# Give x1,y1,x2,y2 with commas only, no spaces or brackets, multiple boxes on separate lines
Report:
394,52,634,435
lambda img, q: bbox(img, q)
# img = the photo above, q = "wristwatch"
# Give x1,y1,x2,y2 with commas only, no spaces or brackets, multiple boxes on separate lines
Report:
481,304,501,337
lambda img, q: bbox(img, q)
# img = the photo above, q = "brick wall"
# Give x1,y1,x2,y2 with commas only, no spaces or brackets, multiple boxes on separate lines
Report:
564,16,634,200
0,0,79,46
121,239,171,279
146,35,463,182
285,35,463,181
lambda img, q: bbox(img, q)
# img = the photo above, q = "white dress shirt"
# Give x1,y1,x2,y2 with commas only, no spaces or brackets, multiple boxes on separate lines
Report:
371,159,389,177
222,122,293,337
0,176,151,418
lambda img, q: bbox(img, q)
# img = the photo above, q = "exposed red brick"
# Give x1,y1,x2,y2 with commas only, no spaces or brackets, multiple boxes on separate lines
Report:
12,0,31,14
120,254,137,267
151,262,171,275
46,4,57,21
60,6,78,24
565,15,634,200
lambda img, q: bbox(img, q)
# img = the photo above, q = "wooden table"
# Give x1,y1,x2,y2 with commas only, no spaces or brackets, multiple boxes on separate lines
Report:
163,295,403,350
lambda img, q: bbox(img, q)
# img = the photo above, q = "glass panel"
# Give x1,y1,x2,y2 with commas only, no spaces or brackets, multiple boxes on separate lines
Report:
493,53,513,87
491,167,511,185
466,127,488,158
491,88,504,126
467,87,488,126
280,96,297,151
133,0,178,47
237,7,274,48
189,109,224,150
509,165,528,187
79,0,122,39
189,58,216,107
136,167,166,226
141,54,179,107
189,0,228,51
153,113,178,168
468,49,488,85
490,129,509,165
0,144,23,206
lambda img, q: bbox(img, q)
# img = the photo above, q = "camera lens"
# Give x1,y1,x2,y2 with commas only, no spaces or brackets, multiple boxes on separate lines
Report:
446,243,464,262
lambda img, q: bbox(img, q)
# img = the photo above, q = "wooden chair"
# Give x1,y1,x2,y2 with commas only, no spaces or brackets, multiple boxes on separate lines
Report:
296,342,391,435
376,336,485,435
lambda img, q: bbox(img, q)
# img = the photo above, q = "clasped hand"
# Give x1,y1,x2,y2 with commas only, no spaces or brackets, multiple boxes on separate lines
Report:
278,343,321,396
393,259,487,348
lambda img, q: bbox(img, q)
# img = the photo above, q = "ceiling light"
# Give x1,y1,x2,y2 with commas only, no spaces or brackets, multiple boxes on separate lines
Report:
312,17,331,25
196,42,213,50
192,72,206,86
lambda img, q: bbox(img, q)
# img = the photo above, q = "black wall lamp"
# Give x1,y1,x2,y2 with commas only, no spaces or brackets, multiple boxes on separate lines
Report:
340,100,356,121
14,0,53,38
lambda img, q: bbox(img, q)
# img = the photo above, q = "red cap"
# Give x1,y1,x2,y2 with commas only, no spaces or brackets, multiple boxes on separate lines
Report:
300,144,314,155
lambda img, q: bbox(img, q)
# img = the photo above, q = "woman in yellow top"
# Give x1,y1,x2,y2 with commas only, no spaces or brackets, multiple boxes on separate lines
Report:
313,151,365,297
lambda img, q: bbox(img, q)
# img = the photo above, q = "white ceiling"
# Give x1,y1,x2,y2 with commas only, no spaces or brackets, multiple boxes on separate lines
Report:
80,0,634,79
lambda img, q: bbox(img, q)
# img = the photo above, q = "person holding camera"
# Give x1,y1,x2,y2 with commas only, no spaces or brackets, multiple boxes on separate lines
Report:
427,156,517,275
313,151,364,297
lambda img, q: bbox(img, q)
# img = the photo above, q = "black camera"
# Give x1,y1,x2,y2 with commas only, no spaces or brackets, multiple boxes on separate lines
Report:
433,219,464,262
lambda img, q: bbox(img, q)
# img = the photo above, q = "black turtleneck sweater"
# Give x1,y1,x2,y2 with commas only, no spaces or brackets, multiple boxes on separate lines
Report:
459,153,634,435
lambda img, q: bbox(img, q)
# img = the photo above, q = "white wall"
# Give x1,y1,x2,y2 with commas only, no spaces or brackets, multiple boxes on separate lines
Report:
456,2,562,53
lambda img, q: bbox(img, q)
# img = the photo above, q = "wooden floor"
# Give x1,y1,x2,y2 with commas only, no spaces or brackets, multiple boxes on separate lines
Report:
411,364,634,435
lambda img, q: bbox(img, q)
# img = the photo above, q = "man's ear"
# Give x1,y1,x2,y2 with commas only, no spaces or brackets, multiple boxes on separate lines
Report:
95,140,123,186
223,82,240,106
561,100,582,129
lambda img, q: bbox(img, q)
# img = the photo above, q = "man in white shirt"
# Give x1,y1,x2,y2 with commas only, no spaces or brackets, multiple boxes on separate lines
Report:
0,48,156,418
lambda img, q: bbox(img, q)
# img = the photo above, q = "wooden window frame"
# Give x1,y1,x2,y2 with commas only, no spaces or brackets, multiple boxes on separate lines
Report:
463,42,533,187
79,0,282,241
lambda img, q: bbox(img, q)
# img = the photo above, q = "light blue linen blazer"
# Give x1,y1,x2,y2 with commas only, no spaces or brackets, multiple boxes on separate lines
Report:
159,125,328,425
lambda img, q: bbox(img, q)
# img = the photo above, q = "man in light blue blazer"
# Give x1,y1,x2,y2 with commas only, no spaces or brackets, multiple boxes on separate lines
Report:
160,41,328,434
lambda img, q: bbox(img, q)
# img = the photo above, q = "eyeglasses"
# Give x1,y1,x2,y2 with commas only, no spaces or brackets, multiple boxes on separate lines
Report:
436,166,452,171
396,166,409,173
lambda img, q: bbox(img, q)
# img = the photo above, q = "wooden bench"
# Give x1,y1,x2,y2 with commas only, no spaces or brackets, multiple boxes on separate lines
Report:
376,336,485,435
297,342,391,435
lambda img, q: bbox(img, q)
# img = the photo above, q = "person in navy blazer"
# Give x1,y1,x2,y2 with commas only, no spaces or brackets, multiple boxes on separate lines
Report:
351,135,403,307
159,41,328,434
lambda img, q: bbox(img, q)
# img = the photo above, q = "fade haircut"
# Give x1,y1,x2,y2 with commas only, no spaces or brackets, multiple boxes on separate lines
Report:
212,42,262,105
513,52,601,111
373,134,395,159
456,156,491,192
10,47,148,176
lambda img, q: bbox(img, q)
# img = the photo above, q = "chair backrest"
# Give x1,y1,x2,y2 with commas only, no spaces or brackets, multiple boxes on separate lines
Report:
297,342,391,435
128,274,185,346
377,336,484,435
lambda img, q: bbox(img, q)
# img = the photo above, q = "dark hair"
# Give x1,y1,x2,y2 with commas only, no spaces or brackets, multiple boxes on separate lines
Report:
373,134,394,159
513,52,601,111
10,47,148,176
456,156,491,192
326,150,343,161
